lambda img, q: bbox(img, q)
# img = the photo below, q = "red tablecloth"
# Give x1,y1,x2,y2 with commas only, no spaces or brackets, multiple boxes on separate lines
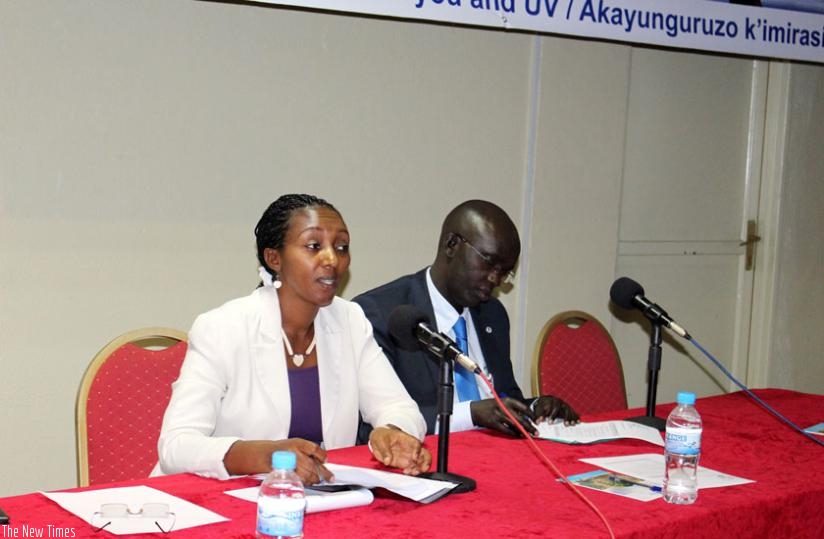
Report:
2,389,823,538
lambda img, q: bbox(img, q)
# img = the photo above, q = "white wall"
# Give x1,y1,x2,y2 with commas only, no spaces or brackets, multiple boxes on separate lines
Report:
1,1,822,497
521,37,628,377
768,64,824,392
0,0,537,496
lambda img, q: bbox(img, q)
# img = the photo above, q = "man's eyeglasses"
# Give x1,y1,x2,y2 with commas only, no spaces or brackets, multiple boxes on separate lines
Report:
92,503,176,533
454,234,516,285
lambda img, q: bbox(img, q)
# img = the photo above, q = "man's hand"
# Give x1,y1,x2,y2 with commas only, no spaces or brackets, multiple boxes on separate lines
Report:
470,397,538,437
532,396,580,426
369,425,431,475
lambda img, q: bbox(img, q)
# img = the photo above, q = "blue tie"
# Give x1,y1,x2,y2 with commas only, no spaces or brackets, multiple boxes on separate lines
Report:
452,317,480,402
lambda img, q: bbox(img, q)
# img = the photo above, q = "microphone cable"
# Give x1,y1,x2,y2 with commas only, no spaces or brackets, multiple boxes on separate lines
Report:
687,337,824,448
476,374,617,539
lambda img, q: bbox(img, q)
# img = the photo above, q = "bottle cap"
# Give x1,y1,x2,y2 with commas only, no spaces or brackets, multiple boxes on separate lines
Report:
676,391,696,405
271,451,297,471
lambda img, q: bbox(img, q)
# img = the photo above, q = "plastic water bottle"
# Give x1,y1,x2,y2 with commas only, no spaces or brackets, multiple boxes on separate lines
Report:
257,451,306,538
663,391,702,504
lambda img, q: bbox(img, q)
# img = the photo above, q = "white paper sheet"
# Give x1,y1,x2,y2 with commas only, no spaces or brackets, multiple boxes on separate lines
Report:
580,453,755,489
535,420,665,446
225,485,374,513
41,485,229,535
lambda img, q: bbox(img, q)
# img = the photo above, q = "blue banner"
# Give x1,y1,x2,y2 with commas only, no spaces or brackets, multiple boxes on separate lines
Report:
250,0,824,63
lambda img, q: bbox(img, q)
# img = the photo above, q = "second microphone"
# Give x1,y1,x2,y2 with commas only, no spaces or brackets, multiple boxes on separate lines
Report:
387,304,482,374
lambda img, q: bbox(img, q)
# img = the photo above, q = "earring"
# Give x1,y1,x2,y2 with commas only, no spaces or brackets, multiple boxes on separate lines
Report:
258,266,280,289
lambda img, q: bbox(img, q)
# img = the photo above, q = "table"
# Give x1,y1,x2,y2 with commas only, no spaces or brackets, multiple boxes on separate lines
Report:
2,389,823,538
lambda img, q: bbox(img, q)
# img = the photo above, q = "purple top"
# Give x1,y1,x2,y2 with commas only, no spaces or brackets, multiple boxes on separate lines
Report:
287,365,323,444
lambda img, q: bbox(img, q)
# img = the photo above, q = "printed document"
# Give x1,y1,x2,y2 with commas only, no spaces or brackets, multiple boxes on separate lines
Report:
534,420,665,446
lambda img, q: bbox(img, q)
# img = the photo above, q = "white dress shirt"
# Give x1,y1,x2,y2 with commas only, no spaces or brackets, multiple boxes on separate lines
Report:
426,269,493,432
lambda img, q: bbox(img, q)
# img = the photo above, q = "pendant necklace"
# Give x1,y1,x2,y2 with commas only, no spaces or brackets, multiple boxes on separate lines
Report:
281,327,316,367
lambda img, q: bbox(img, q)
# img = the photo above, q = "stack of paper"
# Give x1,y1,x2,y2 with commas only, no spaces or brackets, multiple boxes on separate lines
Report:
227,462,459,511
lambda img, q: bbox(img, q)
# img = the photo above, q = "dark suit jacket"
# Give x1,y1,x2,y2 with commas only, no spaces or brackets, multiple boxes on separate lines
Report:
353,268,525,434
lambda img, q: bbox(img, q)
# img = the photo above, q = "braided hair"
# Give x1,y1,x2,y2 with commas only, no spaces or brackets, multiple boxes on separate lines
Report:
255,194,340,281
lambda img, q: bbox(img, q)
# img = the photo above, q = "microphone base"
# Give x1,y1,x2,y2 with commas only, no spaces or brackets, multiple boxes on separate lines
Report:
420,471,476,494
626,415,666,432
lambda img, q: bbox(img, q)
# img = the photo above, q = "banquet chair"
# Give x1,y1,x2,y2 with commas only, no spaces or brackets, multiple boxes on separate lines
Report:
75,327,188,487
531,311,628,416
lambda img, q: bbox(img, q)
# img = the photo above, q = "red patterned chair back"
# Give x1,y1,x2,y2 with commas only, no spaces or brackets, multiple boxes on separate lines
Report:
75,328,187,486
531,311,627,415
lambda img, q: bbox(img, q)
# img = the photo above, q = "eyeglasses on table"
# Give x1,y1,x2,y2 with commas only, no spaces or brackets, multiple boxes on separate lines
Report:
92,502,176,533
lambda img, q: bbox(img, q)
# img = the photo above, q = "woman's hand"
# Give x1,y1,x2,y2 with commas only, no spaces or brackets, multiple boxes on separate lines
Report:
368,425,431,475
223,438,334,485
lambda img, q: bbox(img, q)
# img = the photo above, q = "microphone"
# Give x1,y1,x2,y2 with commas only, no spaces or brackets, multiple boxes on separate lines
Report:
609,277,691,339
387,305,481,374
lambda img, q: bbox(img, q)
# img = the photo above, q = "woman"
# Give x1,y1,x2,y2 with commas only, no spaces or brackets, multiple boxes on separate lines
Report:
154,194,430,484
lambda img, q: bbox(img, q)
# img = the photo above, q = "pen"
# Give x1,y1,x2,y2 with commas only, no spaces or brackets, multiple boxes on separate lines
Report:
312,442,334,485
608,474,662,493
313,456,327,485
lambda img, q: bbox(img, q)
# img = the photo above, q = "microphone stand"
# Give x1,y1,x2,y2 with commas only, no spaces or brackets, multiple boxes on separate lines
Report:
420,357,476,493
626,322,666,431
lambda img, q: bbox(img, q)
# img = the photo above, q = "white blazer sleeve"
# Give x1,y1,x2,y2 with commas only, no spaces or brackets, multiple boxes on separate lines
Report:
155,311,240,479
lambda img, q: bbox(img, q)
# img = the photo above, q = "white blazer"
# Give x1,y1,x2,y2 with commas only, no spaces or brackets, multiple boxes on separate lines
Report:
154,287,426,479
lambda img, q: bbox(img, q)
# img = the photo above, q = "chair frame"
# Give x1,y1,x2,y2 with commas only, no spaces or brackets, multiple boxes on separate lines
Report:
531,310,626,404
75,327,188,487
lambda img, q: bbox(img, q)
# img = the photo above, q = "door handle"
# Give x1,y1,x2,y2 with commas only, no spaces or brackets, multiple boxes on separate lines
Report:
739,220,761,271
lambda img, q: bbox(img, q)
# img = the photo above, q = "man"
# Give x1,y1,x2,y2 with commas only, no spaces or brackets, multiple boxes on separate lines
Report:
354,199,578,437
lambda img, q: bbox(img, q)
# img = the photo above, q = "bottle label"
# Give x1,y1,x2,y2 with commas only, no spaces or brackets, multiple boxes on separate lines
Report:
257,496,305,537
665,426,702,455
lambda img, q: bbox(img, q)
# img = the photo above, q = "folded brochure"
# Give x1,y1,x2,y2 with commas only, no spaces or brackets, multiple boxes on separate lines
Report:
563,470,662,502
804,422,824,436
